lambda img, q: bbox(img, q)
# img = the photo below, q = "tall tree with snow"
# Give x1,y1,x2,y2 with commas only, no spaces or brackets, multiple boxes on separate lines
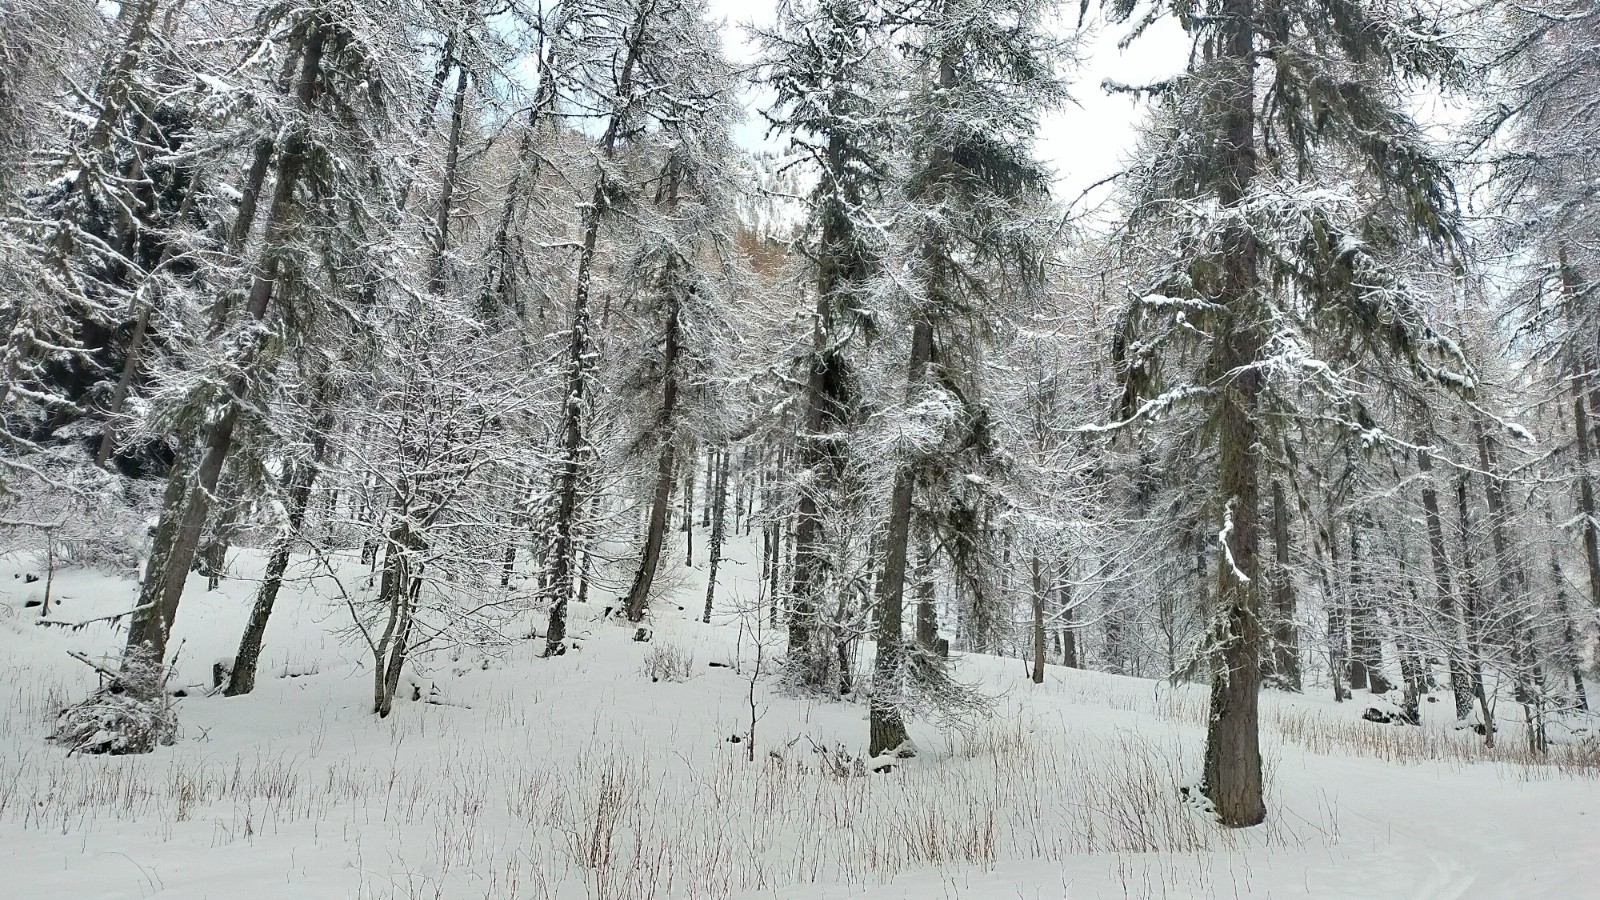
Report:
759,0,897,691
1105,0,1471,824
863,0,1066,757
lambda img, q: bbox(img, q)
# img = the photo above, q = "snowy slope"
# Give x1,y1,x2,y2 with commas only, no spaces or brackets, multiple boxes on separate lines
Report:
0,534,1595,899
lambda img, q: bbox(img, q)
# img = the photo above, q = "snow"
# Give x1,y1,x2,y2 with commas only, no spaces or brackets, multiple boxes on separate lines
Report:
0,534,1596,899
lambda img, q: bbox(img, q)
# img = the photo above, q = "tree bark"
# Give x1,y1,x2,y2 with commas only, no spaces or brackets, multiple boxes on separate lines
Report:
1563,245,1600,612
1454,473,1496,746
1267,480,1300,690
1313,521,1349,702
1200,0,1266,826
868,315,932,757
682,441,696,566
1475,422,1541,708
1346,516,1388,693
224,459,317,696
1417,451,1476,719
703,447,730,623
1030,551,1046,684
622,170,685,622
914,529,937,650
122,21,327,675
543,15,647,654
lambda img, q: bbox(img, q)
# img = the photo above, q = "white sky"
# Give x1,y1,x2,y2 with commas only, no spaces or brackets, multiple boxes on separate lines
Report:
703,1,1193,212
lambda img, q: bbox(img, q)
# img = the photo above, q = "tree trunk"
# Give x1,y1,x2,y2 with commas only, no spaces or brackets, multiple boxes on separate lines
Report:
1454,474,1496,747
121,21,327,675
426,66,469,296
224,457,319,696
1346,516,1388,693
868,315,932,757
622,249,683,622
1317,523,1348,702
682,442,696,566
1267,480,1300,690
543,12,648,655
1201,0,1266,825
1560,246,1600,611
1475,422,1542,711
372,516,422,717
703,447,730,623
1030,551,1046,684
1417,451,1477,720
914,529,937,650
196,477,243,591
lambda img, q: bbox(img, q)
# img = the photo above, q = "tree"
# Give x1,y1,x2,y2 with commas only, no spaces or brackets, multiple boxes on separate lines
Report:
759,0,896,691
608,5,744,623
54,0,436,749
863,0,1064,757
1105,0,1470,824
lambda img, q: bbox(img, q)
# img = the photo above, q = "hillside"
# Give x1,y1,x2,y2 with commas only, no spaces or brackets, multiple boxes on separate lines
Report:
1,534,1594,900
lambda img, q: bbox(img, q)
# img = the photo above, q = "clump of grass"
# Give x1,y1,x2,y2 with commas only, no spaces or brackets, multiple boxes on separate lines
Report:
641,642,694,683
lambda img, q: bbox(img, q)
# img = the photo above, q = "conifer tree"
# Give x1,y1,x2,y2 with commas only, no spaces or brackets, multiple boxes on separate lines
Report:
1105,0,1471,824
759,0,896,690
865,0,1065,756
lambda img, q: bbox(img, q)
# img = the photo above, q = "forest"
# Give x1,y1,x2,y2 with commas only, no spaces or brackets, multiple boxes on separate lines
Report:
1,0,1599,896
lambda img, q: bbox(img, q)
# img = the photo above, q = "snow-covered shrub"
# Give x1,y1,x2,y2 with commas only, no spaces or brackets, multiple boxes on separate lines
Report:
49,654,178,755
643,642,694,683
0,453,147,574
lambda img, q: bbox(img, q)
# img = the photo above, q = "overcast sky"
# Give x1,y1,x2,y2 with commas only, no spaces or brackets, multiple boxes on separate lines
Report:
702,1,1193,211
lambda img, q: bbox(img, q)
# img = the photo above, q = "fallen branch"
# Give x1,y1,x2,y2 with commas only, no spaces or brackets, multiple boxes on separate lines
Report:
38,603,152,631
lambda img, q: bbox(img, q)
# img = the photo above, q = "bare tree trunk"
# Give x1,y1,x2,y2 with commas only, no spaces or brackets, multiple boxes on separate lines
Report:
543,29,644,653
914,530,937,650
1559,247,1600,612
1346,516,1389,693
622,239,683,622
196,476,243,590
682,441,696,566
1266,480,1300,690
481,15,563,317
1315,522,1348,702
1030,551,1046,684
703,447,729,623
868,314,932,758
372,516,422,717
1417,451,1476,719
1454,474,1496,747
225,461,317,696
1475,422,1543,716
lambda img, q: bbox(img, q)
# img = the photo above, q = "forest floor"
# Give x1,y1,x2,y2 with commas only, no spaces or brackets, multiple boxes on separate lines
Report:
0,532,1596,899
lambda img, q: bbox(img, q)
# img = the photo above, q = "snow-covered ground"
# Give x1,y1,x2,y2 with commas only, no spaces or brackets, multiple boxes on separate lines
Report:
0,534,1596,899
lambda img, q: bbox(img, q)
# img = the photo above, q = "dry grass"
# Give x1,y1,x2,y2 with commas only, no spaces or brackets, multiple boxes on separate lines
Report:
3,636,1587,899
0,687,1293,900
1042,672,1600,778
641,641,695,683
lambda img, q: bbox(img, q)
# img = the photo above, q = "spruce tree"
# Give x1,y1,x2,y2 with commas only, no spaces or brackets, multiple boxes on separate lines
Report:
759,0,896,690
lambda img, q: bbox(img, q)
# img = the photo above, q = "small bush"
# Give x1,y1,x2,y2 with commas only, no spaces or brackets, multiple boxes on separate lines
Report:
642,642,694,683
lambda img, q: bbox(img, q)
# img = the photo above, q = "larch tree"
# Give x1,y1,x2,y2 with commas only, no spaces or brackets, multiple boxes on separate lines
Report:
612,1,744,624
1105,0,1472,824
53,0,433,751
759,0,897,691
863,0,1065,757
540,0,743,653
